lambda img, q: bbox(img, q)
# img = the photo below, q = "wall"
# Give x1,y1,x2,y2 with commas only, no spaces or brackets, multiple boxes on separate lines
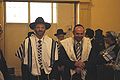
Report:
5,23,28,75
79,2,91,28
91,0,120,33
0,2,5,53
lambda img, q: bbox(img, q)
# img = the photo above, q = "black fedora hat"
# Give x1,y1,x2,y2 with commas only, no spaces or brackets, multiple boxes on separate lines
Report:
54,29,66,36
29,17,51,30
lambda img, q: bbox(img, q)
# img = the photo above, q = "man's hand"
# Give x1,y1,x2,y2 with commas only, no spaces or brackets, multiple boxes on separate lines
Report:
75,67,82,73
58,65,65,71
75,60,85,69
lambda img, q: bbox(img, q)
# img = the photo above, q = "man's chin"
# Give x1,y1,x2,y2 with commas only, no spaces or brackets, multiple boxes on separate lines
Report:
75,38,82,42
37,32,44,35
36,33,44,36
38,34,44,36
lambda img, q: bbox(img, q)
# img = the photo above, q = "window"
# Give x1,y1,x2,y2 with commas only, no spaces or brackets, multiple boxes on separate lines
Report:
6,2,57,23
53,3,57,23
6,2,28,23
30,3,51,23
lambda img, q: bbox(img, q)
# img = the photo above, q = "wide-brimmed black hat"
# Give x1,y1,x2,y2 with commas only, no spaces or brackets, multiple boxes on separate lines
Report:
54,29,66,36
29,17,51,30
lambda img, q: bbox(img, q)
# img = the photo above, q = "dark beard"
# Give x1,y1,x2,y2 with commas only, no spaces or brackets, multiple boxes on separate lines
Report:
36,30,45,36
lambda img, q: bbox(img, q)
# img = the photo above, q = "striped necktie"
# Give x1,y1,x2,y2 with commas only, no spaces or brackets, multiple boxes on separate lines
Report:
75,42,82,60
37,40,43,69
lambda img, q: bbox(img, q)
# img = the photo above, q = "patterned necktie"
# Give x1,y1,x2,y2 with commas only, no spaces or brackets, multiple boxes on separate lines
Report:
37,40,43,69
75,42,82,60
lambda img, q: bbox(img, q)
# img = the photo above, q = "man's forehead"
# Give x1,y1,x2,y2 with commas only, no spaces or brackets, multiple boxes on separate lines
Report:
36,23,45,26
75,26,84,32
58,34,64,37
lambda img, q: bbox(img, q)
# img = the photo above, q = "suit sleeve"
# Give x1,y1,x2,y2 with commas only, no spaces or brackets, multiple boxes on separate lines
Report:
59,45,76,69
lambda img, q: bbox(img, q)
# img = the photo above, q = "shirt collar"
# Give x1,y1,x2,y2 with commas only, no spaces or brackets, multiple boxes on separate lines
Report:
33,34,45,42
74,39,82,45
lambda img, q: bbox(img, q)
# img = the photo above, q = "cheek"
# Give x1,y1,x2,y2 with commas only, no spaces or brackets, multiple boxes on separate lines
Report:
41,29,46,32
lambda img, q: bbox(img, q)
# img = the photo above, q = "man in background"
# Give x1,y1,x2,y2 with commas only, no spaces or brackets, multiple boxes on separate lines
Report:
51,29,71,80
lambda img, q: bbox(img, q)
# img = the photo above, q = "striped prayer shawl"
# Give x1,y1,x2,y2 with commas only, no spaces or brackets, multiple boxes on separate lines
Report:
50,39,57,68
15,32,34,61
60,37,92,79
15,34,58,75
27,38,32,72
114,48,120,70
15,41,25,61
100,45,116,62
15,37,32,72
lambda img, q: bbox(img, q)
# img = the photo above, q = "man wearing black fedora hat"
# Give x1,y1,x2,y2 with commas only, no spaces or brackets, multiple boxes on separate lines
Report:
51,29,71,80
16,17,58,80
54,29,66,41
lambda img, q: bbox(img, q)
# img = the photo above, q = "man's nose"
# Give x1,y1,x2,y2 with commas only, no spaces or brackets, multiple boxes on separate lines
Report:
39,28,43,30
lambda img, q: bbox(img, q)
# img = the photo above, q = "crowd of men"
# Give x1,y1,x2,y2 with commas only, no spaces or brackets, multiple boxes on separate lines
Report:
0,17,120,80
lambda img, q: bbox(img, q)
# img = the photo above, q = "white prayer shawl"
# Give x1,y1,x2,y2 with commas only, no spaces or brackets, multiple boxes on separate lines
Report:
61,37,92,76
61,37,91,62
23,35,58,75
0,71,4,80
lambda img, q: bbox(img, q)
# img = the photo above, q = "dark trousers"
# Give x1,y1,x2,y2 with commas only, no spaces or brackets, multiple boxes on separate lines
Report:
86,66,97,80
50,61,71,80
115,70,120,80
56,68,71,80
21,64,49,80
97,65,114,80
30,69,49,80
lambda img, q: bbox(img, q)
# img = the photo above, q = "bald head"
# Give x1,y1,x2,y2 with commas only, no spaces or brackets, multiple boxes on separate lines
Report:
73,24,84,42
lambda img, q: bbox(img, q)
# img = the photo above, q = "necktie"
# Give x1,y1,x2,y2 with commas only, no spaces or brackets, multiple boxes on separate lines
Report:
37,40,43,69
76,42,82,60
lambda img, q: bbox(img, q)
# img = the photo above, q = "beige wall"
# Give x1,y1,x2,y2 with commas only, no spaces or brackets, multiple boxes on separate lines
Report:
5,24,29,75
46,3,74,39
79,2,91,28
91,0,120,33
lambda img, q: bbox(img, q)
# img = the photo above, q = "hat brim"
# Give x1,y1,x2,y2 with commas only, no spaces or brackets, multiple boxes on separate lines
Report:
54,33,66,36
29,22,51,30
